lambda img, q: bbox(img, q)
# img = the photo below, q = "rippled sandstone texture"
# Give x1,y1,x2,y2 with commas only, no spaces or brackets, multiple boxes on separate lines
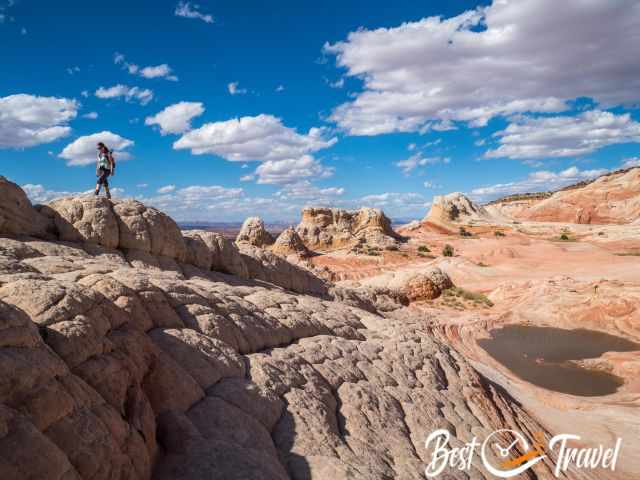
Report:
0,177,567,480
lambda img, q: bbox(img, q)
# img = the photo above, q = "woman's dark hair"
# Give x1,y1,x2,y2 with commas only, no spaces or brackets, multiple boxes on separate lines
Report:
97,142,106,149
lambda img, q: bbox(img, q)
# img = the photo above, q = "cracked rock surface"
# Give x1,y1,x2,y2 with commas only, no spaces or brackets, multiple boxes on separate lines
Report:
0,178,564,480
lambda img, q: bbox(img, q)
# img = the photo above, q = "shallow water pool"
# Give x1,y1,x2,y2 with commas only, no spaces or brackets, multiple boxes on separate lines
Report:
478,325,640,396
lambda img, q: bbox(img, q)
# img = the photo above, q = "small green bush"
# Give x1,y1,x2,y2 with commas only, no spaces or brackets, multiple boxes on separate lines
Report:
417,245,430,253
459,227,472,237
560,233,569,241
494,231,506,237
442,244,454,257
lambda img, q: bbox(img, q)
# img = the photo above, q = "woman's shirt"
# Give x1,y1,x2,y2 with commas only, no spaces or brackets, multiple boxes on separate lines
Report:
97,152,110,169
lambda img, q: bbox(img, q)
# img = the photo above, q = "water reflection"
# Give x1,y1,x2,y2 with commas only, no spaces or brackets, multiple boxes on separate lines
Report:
478,325,640,396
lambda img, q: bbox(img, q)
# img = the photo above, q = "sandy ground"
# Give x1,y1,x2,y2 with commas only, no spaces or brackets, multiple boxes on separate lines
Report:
311,220,640,479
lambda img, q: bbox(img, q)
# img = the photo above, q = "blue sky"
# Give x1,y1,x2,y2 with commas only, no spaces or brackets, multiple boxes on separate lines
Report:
1,0,639,222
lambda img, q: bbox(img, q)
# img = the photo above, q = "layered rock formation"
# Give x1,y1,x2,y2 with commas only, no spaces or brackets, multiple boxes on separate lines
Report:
424,192,496,226
296,207,400,252
494,167,640,224
0,178,564,480
236,217,274,247
270,227,311,258
351,267,454,304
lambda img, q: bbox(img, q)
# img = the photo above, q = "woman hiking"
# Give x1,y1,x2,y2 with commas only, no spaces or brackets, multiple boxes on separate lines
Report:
95,142,115,199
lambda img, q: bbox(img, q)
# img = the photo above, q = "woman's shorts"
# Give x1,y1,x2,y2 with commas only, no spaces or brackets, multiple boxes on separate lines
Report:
97,167,110,186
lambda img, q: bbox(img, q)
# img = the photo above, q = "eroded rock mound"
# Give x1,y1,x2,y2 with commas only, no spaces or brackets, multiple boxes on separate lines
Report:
0,183,561,480
354,267,454,303
424,192,495,226
296,207,399,252
0,176,51,237
271,227,311,258
236,217,274,248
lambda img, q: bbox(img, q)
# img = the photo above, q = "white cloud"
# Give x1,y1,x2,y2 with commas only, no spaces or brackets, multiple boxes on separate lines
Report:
423,181,441,189
138,185,244,219
324,0,640,135
276,85,285,92
621,157,640,169
137,183,149,188
174,2,213,24
58,131,134,166
82,112,98,120
174,114,337,162
141,64,177,81
486,110,640,160
114,53,179,81
157,185,176,194
22,184,125,204
395,153,450,175
252,155,334,185
329,78,344,89
227,82,247,96
145,101,204,135
357,192,431,218
66,66,80,75
95,84,153,105
470,166,608,202
0,94,78,148
81,90,89,98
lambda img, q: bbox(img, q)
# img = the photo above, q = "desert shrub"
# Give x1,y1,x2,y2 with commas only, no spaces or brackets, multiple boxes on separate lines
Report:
417,245,430,253
459,227,472,237
560,233,569,241
442,244,454,257
385,244,399,251
444,287,494,307
494,231,506,237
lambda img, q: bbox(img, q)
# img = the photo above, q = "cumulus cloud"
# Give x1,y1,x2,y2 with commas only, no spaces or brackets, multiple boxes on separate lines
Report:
0,94,78,148
357,192,431,218
486,110,640,159
174,2,213,24
137,185,245,220
145,102,204,135
157,185,176,194
95,84,154,105
251,155,335,185
58,131,134,166
22,184,124,203
621,157,640,169
324,0,640,135
82,112,98,120
395,153,450,175
227,82,247,95
115,53,178,81
174,114,337,162
470,166,608,202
